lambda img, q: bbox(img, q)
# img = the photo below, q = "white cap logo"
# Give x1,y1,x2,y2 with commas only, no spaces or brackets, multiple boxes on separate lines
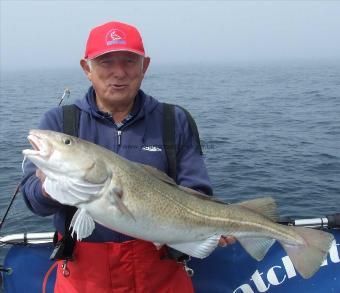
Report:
106,29,126,45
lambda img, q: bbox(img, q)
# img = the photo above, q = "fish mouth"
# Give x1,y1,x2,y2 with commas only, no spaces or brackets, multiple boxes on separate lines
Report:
22,131,52,158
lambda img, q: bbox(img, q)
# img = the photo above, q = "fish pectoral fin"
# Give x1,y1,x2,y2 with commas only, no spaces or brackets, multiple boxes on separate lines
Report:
238,237,275,261
108,187,136,222
69,208,95,241
167,235,221,259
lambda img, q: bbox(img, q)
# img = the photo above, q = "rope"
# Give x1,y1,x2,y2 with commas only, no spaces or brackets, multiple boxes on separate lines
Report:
42,261,58,293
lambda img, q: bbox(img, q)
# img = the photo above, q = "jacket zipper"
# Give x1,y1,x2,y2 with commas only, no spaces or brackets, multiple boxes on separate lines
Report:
117,130,122,146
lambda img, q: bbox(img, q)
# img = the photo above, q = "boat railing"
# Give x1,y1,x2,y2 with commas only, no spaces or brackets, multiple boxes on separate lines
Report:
0,232,54,246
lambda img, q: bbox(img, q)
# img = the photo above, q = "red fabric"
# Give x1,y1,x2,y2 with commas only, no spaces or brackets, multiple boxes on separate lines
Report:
54,240,194,293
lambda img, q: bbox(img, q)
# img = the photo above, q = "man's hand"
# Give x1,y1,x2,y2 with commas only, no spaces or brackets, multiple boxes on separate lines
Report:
219,235,237,247
36,169,51,198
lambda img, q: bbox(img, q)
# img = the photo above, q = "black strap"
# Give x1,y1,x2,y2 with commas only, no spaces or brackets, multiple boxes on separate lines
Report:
50,105,80,260
62,104,80,137
177,106,203,156
163,103,203,181
163,103,177,181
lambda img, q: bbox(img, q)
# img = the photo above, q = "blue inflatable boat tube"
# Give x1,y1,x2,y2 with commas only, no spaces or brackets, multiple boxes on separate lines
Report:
2,228,340,293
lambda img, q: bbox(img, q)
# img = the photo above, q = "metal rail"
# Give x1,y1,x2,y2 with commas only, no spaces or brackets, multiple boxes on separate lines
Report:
279,213,340,229
0,232,54,245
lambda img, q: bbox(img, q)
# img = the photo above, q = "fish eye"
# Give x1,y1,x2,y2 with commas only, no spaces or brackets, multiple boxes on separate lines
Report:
63,137,72,145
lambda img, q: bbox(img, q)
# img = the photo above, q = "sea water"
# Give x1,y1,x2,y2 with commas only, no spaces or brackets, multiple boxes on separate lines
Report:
0,61,339,261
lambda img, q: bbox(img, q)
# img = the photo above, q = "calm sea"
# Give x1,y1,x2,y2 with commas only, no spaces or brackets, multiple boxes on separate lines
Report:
0,61,339,260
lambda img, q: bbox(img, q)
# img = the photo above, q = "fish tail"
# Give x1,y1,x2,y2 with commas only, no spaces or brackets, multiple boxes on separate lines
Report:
280,226,334,279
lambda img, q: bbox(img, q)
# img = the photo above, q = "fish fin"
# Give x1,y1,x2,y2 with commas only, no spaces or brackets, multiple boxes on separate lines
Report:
178,186,210,197
238,237,275,261
140,163,225,203
280,226,334,279
177,186,228,203
167,235,221,259
69,208,95,241
237,197,278,221
108,187,136,221
139,164,177,185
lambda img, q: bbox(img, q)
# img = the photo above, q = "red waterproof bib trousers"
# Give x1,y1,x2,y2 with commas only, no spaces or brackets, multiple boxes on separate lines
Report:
54,239,194,293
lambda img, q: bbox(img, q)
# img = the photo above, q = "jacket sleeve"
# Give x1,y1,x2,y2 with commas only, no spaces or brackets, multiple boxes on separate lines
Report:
174,107,213,196
21,107,64,216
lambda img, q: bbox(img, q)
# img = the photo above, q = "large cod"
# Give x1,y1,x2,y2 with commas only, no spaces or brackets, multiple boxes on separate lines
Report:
23,129,334,279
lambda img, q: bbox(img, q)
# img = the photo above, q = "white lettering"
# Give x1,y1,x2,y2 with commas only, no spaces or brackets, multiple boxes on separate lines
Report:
233,239,339,292
329,240,340,263
251,270,270,292
233,284,255,293
267,266,286,285
282,256,297,278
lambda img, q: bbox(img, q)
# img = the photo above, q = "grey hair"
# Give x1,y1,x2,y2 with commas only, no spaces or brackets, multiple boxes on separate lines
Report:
85,55,145,71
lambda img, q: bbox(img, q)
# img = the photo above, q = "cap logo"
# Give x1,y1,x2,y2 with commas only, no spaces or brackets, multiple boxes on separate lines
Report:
106,29,127,46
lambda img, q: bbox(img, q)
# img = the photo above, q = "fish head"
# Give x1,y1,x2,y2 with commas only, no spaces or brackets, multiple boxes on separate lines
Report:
23,129,109,184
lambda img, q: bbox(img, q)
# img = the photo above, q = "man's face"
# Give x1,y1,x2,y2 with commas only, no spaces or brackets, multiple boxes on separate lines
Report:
81,51,150,108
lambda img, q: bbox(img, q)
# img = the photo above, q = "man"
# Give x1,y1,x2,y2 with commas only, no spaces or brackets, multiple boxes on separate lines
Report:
22,21,233,292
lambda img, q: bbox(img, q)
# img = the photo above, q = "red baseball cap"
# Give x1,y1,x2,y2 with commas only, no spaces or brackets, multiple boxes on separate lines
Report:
84,21,145,60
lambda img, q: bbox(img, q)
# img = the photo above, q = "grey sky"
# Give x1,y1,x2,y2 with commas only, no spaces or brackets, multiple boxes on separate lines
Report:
1,1,340,70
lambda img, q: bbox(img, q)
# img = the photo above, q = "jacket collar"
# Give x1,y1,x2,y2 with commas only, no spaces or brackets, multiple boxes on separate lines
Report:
75,86,158,123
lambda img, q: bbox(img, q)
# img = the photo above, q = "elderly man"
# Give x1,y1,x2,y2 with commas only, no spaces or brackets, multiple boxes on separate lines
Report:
22,21,233,292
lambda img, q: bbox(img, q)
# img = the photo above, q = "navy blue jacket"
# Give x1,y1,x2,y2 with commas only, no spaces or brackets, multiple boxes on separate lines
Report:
22,87,213,242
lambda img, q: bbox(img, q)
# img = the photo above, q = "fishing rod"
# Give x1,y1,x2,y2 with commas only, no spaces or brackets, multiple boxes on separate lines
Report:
0,184,21,232
57,88,71,106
